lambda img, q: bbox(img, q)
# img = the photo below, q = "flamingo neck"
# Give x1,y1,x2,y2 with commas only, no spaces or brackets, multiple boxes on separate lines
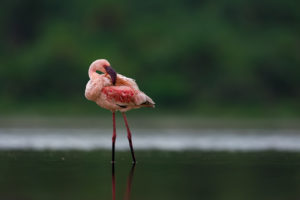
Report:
88,59,110,79
88,65,96,79
88,64,102,79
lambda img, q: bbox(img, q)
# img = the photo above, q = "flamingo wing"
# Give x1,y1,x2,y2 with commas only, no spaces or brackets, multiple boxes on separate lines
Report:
116,74,139,90
101,86,137,108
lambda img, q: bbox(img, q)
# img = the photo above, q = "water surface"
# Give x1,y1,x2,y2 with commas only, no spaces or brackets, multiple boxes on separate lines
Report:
0,150,299,200
1,123,300,200
1,128,300,151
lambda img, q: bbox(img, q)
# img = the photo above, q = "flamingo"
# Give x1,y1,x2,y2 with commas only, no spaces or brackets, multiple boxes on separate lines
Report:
85,59,155,163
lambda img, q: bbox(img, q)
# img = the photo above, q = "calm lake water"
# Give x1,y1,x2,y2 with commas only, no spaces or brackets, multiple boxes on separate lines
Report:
0,120,300,200
0,150,300,200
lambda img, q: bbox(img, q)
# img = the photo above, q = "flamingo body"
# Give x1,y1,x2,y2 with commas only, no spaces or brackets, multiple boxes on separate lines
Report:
85,60,155,112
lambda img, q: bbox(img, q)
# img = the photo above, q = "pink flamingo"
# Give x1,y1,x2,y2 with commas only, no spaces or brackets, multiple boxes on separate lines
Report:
85,59,155,163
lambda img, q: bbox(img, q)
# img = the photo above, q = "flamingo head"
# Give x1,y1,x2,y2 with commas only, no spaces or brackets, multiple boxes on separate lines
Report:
105,65,117,85
90,59,117,85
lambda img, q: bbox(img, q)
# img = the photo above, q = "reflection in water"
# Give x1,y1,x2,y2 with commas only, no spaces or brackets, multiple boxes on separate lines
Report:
112,164,116,200
2,129,300,151
124,164,136,200
112,163,136,200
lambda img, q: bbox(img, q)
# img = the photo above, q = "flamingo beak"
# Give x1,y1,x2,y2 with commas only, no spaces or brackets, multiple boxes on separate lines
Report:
105,66,117,85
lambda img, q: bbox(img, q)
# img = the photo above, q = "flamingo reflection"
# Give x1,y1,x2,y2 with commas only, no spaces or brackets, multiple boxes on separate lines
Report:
112,164,116,200
112,164,136,200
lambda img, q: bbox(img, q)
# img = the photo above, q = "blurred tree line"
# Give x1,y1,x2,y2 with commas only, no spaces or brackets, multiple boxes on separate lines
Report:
0,0,299,115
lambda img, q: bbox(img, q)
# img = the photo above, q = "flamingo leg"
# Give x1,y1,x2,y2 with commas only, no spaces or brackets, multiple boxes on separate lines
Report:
112,112,116,163
122,112,136,163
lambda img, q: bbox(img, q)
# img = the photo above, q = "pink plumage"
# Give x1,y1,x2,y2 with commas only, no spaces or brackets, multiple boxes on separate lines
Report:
85,59,155,112
85,59,155,163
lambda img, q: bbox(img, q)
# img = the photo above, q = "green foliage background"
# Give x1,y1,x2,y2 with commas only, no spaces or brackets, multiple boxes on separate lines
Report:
0,0,299,116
